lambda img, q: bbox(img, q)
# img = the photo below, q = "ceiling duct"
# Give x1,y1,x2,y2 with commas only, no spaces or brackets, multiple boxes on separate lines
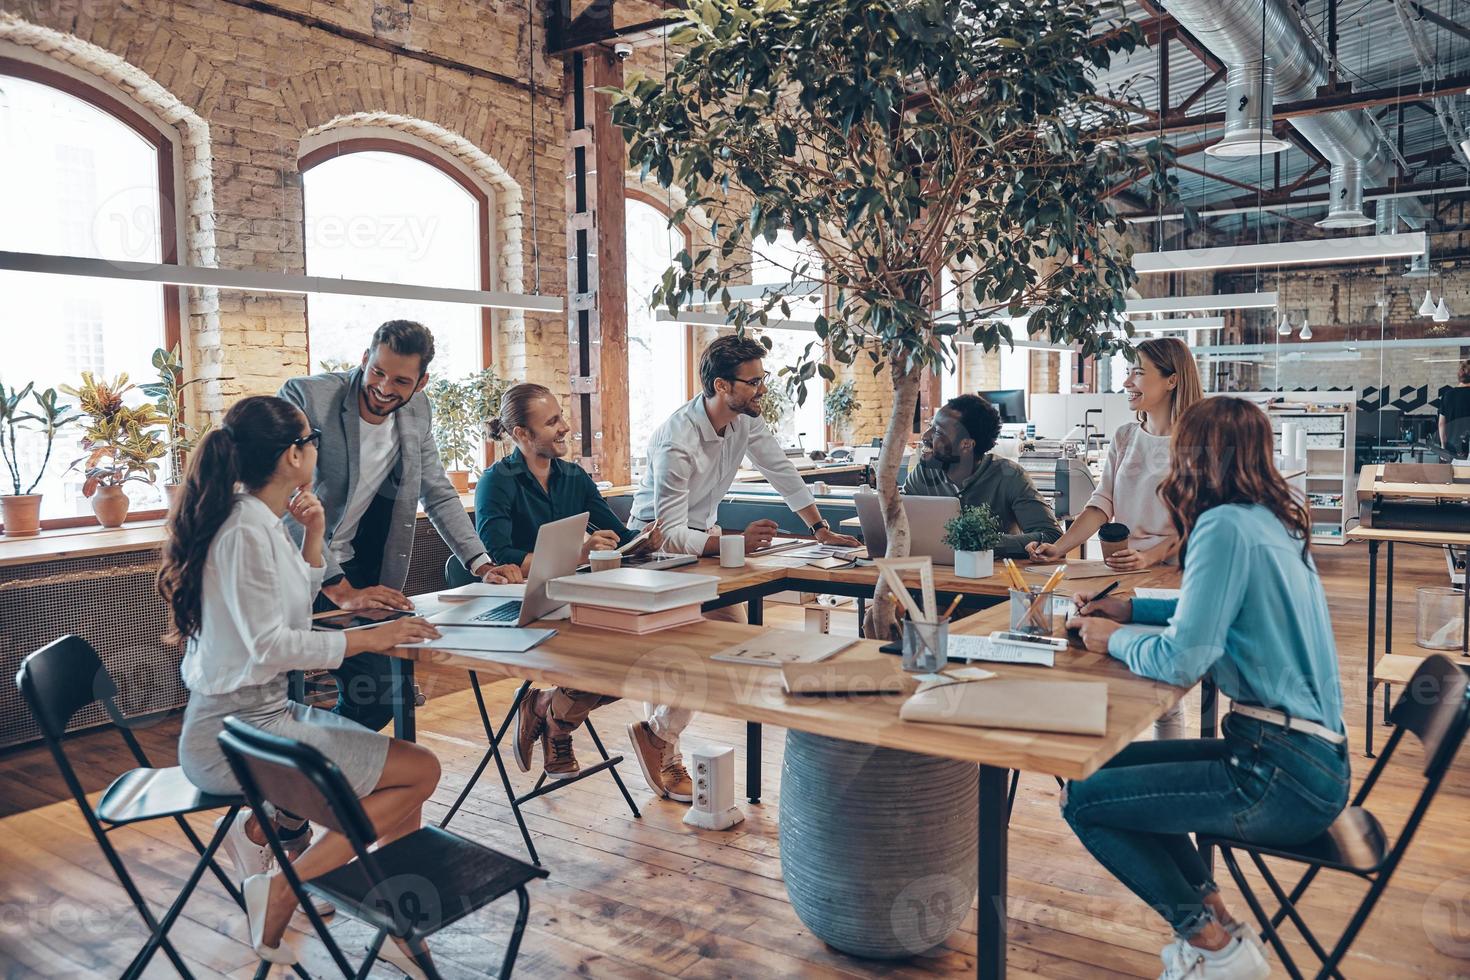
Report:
1318,161,1374,229
1378,199,1433,276
1206,58,1292,157
1163,0,1428,228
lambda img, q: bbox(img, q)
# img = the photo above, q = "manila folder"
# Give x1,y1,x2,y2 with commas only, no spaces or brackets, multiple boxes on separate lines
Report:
899,679,1108,736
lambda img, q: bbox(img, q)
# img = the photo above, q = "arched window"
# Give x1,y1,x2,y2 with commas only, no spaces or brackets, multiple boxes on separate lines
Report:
752,230,826,451
0,58,179,524
626,194,692,467
300,140,490,378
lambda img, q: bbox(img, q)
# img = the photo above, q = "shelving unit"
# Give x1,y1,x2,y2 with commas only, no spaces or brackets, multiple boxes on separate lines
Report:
1269,404,1356,545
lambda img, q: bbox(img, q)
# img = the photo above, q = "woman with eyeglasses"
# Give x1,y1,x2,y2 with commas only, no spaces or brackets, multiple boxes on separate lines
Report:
159,395,444,968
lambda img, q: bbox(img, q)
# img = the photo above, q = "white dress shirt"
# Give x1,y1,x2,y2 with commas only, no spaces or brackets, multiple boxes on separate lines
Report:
180,494,346,695
629,396,817,555
328,415,400,567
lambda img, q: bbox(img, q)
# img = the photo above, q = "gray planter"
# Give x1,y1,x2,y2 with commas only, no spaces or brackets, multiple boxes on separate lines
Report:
779,729,978,959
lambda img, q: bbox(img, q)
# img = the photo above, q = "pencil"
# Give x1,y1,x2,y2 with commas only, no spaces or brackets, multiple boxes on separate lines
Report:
941,594,963,621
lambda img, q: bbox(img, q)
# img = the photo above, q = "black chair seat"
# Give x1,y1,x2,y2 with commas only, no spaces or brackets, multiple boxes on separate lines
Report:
96,765,241,827
305,826,547,938
1201,806,1388,876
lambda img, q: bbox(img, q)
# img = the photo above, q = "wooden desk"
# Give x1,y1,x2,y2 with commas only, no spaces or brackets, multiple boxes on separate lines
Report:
1345,526,1470,756
391,586,1183,980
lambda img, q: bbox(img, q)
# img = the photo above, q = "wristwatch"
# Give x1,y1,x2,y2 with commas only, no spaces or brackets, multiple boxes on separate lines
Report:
809,520,830,535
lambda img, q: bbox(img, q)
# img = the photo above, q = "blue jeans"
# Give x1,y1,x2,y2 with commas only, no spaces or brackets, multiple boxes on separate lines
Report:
1062,713,1350,939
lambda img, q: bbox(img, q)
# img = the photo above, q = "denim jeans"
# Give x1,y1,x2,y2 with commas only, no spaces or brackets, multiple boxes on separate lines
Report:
1062,712,1350,938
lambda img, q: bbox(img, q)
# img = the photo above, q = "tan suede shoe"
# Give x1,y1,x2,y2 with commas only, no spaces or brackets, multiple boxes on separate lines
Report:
544,731,580,779
626,721,668,798
513,688,546,773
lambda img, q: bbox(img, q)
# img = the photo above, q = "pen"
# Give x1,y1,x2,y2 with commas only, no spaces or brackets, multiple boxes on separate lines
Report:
1079,580,1121,615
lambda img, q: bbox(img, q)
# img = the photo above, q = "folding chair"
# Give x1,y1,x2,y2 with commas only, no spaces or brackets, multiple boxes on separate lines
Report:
1200,654,1470,980
14,635,293,980
218,716,546,978
438,556,640,864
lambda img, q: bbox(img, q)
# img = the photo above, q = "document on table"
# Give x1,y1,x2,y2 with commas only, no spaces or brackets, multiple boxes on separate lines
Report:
402,626,555,654
712,630,857,667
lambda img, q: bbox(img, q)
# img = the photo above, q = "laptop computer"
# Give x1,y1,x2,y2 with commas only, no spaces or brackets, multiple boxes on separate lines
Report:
853,491,960,565
430,512,587,627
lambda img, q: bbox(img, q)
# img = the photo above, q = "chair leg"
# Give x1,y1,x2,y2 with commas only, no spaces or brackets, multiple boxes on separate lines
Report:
171,808,244,906
500,885,532,980
585,719,641,819
441,679,531,832
1248,852,1346,980
439,745,497,830
407,936,442,980
1218,846,1306,980
490,725,540,865
1004,769,1020,824
1317,871,1397,978
355,929,389,980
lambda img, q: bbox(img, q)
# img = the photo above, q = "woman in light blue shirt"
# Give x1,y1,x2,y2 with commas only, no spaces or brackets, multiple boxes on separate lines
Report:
1063,396,1349,980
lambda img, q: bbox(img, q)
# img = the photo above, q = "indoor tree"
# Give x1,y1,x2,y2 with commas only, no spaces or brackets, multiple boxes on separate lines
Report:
610,0,1172,637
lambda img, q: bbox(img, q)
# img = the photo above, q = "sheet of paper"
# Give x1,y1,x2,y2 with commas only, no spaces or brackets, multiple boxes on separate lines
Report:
428,582,527,604
711,630,858,667
948,666,997,681
403,626,555,654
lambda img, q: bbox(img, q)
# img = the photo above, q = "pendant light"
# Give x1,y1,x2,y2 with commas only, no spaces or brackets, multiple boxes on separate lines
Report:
1277,312,1291,335
1434,297,1452,322
1299,316,1313,340
1418,289,1437,316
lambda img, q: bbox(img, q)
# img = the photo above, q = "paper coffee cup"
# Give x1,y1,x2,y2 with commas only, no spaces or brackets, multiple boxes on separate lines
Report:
589,550,622,572
1098,522,1130,559
720,535,746,568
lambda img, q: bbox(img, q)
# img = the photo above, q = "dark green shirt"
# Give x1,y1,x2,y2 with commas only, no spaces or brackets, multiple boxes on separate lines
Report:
902,454,1062,557
474,449,634,566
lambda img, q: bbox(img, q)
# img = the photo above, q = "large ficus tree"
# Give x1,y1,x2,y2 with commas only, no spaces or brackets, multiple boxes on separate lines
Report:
611,0,1172,637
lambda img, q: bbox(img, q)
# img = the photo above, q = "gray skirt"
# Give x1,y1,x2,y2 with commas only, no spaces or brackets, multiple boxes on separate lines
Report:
178,675,390,799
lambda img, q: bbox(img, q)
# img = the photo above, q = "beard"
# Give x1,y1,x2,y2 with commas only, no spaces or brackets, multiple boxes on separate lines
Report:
361,387,407,419
734,393,762,419
923,442,961,467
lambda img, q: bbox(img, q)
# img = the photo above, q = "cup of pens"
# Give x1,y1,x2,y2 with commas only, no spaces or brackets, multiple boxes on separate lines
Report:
1003,559,1064,635
902,618,949,672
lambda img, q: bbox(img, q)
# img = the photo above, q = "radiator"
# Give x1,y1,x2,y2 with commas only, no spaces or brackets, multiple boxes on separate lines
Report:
0,518,456,749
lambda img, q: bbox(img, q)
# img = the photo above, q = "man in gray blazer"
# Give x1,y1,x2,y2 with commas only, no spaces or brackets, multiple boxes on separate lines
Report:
279,320,520,732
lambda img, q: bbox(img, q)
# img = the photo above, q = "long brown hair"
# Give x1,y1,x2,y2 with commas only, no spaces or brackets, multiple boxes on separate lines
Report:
157,396,307,641
1134,337,1203,426
1158,396,1312,564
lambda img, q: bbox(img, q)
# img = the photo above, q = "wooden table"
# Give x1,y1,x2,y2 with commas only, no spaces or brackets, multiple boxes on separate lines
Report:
387,561,1185,980
1345,525,1470,756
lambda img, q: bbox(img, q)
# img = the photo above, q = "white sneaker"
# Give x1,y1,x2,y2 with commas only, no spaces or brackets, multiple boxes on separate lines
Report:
1159,936,1271,980
219,811,273,880
1227,920,1269,962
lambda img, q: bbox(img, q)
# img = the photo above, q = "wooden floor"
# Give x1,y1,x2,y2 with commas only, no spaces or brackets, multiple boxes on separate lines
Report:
2,542,1467,978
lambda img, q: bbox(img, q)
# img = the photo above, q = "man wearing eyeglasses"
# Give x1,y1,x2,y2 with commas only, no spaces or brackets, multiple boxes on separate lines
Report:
624,334,860,802
278,320,521,734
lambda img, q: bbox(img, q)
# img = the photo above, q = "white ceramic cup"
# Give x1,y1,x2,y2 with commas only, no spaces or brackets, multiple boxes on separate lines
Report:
720,534,746,568
589,550,622,572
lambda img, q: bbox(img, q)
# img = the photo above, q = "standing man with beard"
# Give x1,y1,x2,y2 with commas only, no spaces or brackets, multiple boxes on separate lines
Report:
906,393,1062,556
624,334,860,801
279,320,523,733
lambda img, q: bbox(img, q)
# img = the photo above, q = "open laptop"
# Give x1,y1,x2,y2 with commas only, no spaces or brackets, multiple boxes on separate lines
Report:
853,491,960,565
430,512,587,627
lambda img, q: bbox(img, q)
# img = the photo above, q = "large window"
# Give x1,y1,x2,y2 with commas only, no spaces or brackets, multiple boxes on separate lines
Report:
751,231,826,450
626,196,690,468
301,143,487,378
0,63,176,521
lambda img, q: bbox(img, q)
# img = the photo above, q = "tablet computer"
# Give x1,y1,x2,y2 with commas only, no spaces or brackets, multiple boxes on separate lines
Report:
312,608,415,631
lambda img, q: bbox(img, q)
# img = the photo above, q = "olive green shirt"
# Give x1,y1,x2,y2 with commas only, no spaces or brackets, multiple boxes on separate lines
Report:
902,455,1062,557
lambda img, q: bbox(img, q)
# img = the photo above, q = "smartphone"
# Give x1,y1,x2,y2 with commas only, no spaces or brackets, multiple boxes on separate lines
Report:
313,608,414,631
991,630,1068,649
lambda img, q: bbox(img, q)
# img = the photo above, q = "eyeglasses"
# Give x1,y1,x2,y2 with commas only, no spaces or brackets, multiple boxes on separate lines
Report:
289,428,323,449
724,373,769,389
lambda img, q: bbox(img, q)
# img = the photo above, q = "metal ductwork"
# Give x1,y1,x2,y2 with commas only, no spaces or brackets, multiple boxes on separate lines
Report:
1163,0,1429,229
1376,198,1431,276
1208,58,1292,157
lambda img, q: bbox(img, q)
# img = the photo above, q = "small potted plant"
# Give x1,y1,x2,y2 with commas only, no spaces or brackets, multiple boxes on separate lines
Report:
426,377,478,493
759,384,793,436
942,503,1002,579
1,381,80,536
471,368,512,461
63,373,169,527
824,379,861,444
138,345,210,503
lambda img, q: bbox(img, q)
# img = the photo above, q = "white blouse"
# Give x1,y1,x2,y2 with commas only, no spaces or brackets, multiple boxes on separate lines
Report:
1085,421,1176,554
180,494,346,696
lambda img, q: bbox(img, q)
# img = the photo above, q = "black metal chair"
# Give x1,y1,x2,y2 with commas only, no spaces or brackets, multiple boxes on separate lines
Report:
14,635,265,980
438,556,640,864
217,715,546,978
1199,654,1470,980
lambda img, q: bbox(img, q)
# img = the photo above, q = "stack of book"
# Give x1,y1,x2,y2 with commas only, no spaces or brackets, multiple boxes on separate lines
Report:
546,568,720,634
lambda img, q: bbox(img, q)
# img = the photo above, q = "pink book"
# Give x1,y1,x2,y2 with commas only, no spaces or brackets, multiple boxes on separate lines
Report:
570,602,706,635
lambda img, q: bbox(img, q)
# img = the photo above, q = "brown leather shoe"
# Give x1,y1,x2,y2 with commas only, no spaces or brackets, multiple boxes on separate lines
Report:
513,689,546,773
626,721,668,798
544,731,580,779
660,750,693,804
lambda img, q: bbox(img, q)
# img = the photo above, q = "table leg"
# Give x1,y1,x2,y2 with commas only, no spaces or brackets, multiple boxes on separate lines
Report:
392,658,416,742
1384,542,1394,726
857,597,865,634
747,596,763,804
1365,540,1378,758
977,765,1008,980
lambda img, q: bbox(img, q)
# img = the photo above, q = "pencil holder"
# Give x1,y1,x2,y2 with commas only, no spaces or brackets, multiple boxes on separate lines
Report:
1008,588,1055,635
901,619,948,672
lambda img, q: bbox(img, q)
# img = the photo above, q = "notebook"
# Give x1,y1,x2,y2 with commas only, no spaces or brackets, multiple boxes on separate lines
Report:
711,630,857,667
401,626,556,654
782,657,918,696
899,679,1109,735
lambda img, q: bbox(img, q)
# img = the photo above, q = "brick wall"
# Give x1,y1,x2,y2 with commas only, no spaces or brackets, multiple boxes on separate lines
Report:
2,0,568,424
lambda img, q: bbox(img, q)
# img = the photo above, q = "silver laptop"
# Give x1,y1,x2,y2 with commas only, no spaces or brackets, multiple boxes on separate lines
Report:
853,491,960,564
431,512,587,627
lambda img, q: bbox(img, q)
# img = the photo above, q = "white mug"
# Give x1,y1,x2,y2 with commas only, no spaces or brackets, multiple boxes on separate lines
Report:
720,534,746,568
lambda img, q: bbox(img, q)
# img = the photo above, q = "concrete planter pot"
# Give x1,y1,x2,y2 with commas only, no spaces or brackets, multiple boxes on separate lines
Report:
779,730,977,959
953,549,994,579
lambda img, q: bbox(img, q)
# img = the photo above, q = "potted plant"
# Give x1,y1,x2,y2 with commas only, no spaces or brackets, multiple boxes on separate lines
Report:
942,504,1002,579
471,367,512,463
138,345,210,503
1,381,80,536
62,373,169,527
610,0,1168,640
823,380,860,444
426,377,478,492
